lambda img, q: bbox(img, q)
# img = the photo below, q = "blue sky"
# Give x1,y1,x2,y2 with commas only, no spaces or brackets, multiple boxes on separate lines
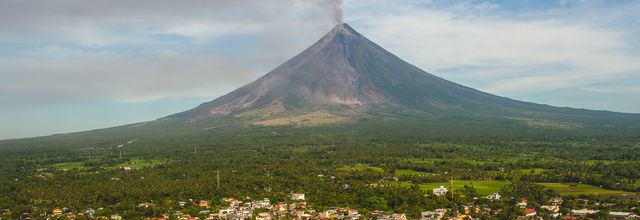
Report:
1,0,639,139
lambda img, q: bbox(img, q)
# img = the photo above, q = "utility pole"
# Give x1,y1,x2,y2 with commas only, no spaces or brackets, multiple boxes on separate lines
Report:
194,147,197,154
216,170,220,189
119,150,123,160
450,171,454,200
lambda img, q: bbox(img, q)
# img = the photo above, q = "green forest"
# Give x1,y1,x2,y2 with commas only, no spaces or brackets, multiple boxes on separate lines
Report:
1,119,639,219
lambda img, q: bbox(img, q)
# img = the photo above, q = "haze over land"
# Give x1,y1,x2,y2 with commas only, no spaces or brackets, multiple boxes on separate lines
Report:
2,0,640,139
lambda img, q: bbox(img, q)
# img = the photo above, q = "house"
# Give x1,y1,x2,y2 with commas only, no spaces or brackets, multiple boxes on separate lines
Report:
52,208,62,216
609,212,632,218
224,198,239,207
487,193,501,201
421,211,439,220
346,209,361,219
2,209,11,217
541,205,560,213
319,210,338,219
255,198,271,208
391,213,407,220
550,198,563,206
218,207,234,216
256,212,271,220
517,198,528,208
139,202,155,209
434,209,448,217
122,167,132,171
83,209,96,216
463,206,472,215
179,201,187,207
199,200,209,208
110,214,123,220
571,209,599,217
290,193,305,201
432,186,448,196
300,213,313,220
525,209,537,217
274,203,288,214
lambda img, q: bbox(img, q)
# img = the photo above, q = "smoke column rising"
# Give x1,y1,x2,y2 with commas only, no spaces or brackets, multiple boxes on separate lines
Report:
309,0,344,24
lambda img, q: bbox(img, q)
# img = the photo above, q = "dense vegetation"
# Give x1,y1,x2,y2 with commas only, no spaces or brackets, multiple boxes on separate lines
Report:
1,118,639,219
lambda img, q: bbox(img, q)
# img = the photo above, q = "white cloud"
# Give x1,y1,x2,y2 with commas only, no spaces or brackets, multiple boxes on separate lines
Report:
1,0,639,106
0,0,341,105
581,86,640,94
349,3,640,96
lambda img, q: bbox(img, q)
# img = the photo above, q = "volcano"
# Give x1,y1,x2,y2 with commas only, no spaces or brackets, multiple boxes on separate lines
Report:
2,23,638,147
166,23,639,128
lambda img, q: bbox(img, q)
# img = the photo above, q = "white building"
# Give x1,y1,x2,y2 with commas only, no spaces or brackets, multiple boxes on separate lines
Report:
487,193,501,201
432,186,448,196
255,198,271,208
421,211,438,220
571,209,599,216
256,212,271,220
290,193,305,201
609,212,632,218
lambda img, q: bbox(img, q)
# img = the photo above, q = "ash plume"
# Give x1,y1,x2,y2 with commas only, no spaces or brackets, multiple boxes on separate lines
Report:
308,0,344,24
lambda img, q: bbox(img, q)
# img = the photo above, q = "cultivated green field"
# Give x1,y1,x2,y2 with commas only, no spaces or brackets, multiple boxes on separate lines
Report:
51,162,88,170
49,158,166,170
394,169,432,176
106,159,166,169
518,168,546,174
420,180,509,196
539,183,628,196
337,164,384,173
403,158,493,165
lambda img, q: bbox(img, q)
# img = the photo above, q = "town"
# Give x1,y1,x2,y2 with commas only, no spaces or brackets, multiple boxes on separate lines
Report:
6,187,639,220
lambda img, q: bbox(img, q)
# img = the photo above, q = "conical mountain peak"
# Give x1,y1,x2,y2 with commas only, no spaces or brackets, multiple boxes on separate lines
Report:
166,23,639,128
170,24,388,120
329,23,359,37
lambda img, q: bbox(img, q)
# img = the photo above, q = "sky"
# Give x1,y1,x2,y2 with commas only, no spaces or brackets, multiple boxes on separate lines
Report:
1,0,639,140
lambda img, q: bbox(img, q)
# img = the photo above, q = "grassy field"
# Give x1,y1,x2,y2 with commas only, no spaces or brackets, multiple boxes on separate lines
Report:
51,162,89,170
337,164,384,173
420,180,509,196
583,160,615,165
394,169,432,176
518,168,546,174
403,158,494,165
538,183,628,196
50,159,166,170
106,159,166,170
402,158,440,164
